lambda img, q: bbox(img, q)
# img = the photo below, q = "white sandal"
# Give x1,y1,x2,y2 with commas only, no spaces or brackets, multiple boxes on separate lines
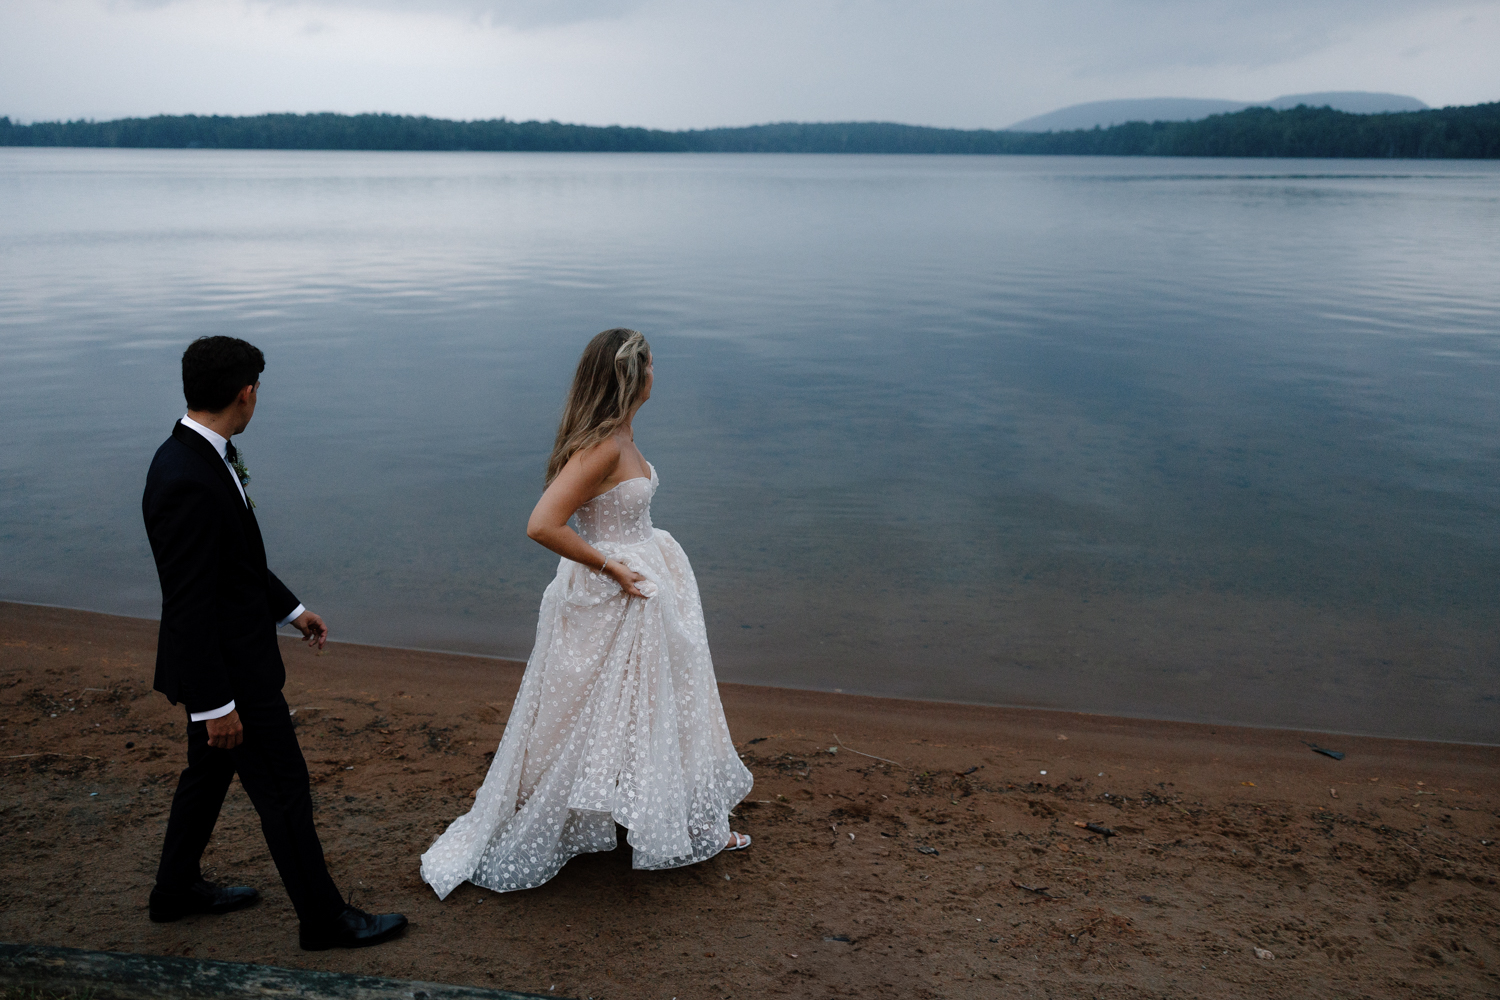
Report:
725,832,752,851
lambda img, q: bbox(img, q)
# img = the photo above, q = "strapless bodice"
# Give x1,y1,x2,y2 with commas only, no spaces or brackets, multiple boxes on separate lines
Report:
573,462,657,547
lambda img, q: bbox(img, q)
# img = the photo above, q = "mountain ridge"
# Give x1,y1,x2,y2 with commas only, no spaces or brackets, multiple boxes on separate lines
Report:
1008,92,1429,132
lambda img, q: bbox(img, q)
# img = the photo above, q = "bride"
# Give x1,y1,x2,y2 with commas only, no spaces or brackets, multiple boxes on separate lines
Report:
421,328,753,898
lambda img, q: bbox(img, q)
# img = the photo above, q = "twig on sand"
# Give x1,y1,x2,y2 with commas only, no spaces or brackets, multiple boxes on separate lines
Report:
1302,740,1346,761
4,753,101,760
832,735,909,770
1012,880,1066,900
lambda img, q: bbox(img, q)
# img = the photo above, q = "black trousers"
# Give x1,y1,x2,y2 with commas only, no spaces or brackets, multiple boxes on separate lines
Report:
156,715,345,925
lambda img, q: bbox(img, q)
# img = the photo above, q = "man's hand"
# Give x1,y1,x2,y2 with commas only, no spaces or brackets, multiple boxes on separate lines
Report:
206,709,243,750
291,610,328,650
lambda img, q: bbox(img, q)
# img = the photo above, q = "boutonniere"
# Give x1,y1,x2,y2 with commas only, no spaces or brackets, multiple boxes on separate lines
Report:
228,453,257,509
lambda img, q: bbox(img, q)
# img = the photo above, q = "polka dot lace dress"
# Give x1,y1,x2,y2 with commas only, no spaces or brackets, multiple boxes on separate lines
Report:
420,463,753,898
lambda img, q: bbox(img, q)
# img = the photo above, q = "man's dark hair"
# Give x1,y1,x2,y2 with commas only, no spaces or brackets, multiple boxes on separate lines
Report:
182,336,265,412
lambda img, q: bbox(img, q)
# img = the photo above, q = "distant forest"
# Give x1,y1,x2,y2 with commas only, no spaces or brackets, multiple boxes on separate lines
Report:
3,102,1498,158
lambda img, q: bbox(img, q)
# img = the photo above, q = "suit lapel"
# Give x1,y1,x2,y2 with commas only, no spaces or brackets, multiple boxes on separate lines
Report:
170,422,270,570
171,421,246,509
242,490,269,565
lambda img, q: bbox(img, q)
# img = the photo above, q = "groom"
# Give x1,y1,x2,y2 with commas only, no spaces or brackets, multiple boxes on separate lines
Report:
142,335,406,950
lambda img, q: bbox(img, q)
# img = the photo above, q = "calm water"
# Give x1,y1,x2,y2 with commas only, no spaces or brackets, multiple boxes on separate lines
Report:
2,148,1497,743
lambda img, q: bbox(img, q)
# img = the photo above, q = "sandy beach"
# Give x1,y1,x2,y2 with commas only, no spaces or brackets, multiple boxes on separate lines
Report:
1,600,1495,998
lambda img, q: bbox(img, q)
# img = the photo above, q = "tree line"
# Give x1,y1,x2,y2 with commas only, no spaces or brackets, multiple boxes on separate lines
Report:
2,103,1497,157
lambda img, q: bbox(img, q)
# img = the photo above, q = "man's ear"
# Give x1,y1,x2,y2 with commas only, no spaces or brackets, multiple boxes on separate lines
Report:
237,383,256,405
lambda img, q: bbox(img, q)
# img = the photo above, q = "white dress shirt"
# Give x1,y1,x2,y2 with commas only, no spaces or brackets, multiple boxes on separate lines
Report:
178,415,305,722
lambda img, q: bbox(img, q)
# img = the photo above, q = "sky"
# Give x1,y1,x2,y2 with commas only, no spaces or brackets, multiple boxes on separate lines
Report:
3,0,1498,129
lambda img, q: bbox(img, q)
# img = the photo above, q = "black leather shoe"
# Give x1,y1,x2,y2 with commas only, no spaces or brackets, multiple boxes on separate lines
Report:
149,880,261,922
299,905,408,951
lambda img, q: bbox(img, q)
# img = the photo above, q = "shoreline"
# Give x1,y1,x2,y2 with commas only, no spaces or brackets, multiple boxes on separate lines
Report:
3,600,1496,998
6,599,1491,749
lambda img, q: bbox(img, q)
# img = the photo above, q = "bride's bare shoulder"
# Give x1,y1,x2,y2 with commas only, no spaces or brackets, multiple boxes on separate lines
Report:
577,433,625,462
564,434,623,478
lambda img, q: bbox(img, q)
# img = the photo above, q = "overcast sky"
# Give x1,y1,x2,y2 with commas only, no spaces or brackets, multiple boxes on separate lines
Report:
3,0,1498,129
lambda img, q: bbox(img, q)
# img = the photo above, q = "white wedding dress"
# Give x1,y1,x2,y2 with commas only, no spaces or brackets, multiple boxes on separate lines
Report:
420,463,753,898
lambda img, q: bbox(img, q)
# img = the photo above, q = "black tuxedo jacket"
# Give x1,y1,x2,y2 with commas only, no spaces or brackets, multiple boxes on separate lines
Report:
142,422,300,722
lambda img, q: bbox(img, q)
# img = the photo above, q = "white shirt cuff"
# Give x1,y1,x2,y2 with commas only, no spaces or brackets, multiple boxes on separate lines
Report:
189,700,236,722
277,604,306,629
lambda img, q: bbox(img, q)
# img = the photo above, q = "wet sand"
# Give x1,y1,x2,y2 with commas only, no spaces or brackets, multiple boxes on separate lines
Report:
2,601,1496,998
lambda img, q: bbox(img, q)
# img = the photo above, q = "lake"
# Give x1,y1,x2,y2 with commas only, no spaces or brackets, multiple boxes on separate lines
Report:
1,148,1496,743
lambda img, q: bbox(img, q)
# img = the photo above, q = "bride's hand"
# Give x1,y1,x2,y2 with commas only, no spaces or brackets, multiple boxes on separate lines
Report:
605,559,648,598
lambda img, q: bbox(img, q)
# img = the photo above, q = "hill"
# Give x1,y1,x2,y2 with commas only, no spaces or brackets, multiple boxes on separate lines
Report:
1008,91,1428,132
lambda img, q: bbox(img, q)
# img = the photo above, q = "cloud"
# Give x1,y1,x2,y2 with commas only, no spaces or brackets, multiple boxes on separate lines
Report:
121,0,646,29
112,0,1483,46
5,0,1498,126
355,0,644,29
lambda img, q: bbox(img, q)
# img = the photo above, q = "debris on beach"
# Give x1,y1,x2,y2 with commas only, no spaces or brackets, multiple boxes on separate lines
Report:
916,844,939,855
1330,788,1338,798
1254,947,1275,960
1304,742,1346,760
1011,881,1062,899
1074,820,1117,839
958,766,979,775
745,737,767,745
831,734,908,769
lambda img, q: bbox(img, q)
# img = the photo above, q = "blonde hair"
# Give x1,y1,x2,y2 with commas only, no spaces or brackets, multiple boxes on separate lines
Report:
545,328,652,486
